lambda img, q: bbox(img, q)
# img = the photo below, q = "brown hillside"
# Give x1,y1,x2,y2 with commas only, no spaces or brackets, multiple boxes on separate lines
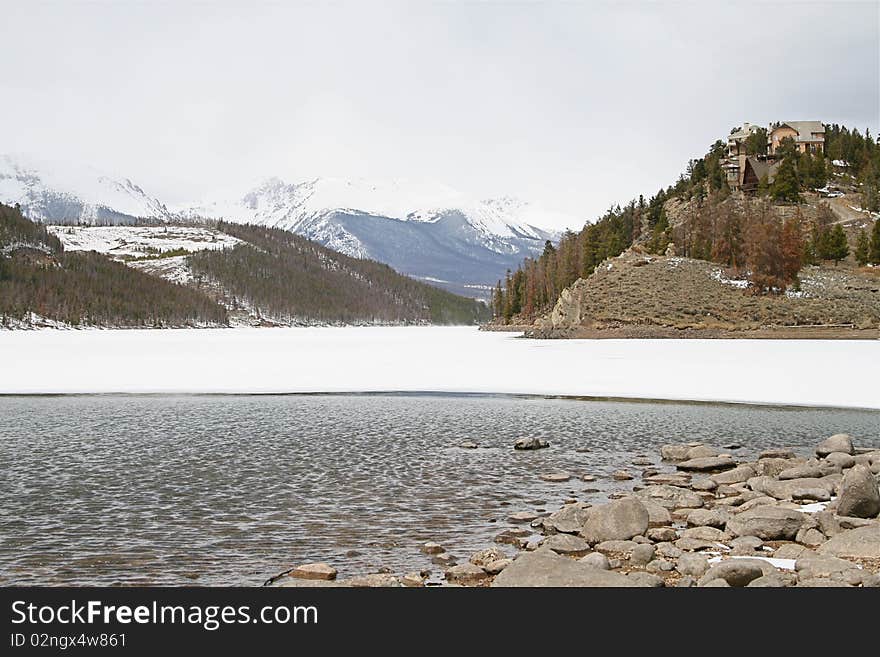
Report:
530,249,880,338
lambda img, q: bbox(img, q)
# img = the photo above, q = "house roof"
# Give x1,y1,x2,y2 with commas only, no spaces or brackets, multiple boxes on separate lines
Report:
773,121,825,141
744,157,781,183
728,124,761,141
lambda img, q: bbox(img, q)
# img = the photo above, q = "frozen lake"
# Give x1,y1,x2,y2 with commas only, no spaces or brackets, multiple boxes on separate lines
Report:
0,327,877,408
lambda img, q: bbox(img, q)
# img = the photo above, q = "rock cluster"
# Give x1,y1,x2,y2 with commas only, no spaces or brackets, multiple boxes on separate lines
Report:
277,433,879,588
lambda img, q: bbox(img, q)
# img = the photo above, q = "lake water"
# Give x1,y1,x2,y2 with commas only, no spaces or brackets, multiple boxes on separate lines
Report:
1,393,877,586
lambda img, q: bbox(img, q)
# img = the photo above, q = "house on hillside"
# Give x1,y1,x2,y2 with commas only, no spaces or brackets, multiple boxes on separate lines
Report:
768,121,825,155
740,157,781,193
724,122,763,190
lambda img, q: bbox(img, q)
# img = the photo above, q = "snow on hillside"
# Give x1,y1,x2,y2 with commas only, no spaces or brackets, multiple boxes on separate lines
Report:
48,225,240,258
0,154,173,223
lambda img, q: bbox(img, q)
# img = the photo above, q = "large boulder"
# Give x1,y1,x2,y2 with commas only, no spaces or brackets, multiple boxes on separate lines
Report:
660,443,718,462
697,560,764,587
445,563,490,584
580,498,649,544
542,502,591,534
542,533,591,556
711,464,756,485
778,462,834,480
677,456,737,472
491,548,640,587
726,506,806,540
747,475,836,501
836,464,880,519
289,562,338,581
817,523,880,559
636,484,703,510
816,434,854,457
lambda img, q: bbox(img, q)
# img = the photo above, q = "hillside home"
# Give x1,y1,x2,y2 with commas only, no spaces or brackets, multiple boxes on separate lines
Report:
768,121,825,155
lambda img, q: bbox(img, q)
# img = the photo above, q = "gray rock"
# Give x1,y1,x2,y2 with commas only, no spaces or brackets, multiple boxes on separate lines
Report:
401,572,426,587
817,524,880,559
692,478,718,491
675,537,720,552
636,484,704,510
491,548,640,587
796,527,826,548
639,498,673,527
795,552,859,578
838,516,876,530
726,506,806,540
631,535,652,544
470,546,508,568
580,498,649,544
611,470,633,481
686,508,730,529
734,496,779,513
642,473,692,487
816,434,854,457
420,542,445,555
540,472,572,483
747,475,835,501
647,527,678,543
632,456,654,466
778,463,829,480
676,552,710,577
815,511,842,538
677,456,737,472
594,539,638,556
729,536,763,551
630,544,656,566
755,457,801,478
797,577,849,587
825,452,856,469
627,572,665,587
791,488,831,502
459,441,479,449
655,542,683,559
747,574,787,587
680,526,728,542
543,533,591,556
701,578,731,587
514,437,550,450
661,443,716,462
542,503,591,534
676,576,697,587
645,559,675,573
773,544,812,560
581,474,597,482
836,464,880,519
578,552,611,570
484,558,513,575
446,563,490,584
289,562,338,581
432,553,457,566
759,448,797,460
697,560,764,587
711,465,757,485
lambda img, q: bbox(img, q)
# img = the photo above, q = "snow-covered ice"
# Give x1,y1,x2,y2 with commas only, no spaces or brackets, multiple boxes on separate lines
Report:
0,327,877,407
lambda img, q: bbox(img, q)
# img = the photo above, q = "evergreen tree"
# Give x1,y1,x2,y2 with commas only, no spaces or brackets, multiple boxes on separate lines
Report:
770,154,801,203
854,230,870,266
870,219,880,264
826,224,850,263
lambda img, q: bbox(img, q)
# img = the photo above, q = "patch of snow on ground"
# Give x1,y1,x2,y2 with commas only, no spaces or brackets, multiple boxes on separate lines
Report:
710,268,750,289
0,328,877,408
707,555,797,571
797,498,835,514
48,225,240,258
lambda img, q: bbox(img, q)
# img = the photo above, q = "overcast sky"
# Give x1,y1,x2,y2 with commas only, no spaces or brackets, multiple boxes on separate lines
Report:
1,1,877,229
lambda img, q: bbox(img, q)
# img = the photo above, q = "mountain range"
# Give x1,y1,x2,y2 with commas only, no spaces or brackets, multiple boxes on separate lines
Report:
0,154,569,298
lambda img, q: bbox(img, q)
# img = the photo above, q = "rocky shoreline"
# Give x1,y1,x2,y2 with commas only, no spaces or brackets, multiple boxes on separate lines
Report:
276,433,880,588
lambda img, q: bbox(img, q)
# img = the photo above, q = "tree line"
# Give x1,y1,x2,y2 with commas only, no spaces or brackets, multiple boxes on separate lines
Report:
1,203,228,327
190,222,490,325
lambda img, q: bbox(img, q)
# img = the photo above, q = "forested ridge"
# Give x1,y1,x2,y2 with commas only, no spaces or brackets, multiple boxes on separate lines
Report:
190,222,490,325
0,203,228,327
493,123,880,323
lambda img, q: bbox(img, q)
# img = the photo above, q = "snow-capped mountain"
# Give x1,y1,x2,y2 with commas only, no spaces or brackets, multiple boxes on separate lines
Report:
0,154,174,225
181,177,566,297
0,154,570,298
